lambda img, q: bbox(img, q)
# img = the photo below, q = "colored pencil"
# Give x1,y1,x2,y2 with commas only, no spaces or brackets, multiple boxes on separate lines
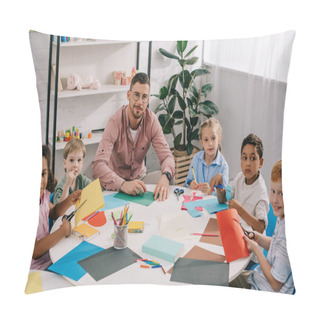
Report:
191,167,198,185
192,233,219,237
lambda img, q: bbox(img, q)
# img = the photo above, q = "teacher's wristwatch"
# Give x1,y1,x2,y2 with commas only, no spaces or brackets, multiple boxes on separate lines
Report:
162,171,172,182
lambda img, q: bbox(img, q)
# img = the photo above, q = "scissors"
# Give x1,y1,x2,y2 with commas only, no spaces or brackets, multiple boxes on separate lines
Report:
174,188,184,201
62,199,87,222
233,218,255,239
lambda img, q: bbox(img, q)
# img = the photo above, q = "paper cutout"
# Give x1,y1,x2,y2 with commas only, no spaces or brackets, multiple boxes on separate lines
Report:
75,178,105,226
83,210,107,227
170,258,229,286
48,241,104,281
181,194,203,211
183,198,229,217
25,271,43,294
168,245,225,274
199,218,223,246
216,208,250,262
78,247,141,281
114,191,155,206
101,193,130,211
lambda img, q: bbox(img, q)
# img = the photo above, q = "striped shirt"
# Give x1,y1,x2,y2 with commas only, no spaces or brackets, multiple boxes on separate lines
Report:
248,217,295,294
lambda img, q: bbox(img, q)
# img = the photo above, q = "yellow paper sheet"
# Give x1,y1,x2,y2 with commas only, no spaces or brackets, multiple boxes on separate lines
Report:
75,178,105,226
25,271,43,294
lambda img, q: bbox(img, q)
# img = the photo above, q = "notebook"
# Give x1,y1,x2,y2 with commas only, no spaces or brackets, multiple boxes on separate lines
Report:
142,234,184,263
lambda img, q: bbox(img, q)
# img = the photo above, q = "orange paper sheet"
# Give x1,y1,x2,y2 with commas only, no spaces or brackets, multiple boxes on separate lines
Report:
82,211,107,227
216,208,249,262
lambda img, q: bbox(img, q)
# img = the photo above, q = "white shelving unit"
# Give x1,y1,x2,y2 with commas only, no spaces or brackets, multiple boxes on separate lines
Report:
55,84,129,99
47,36,138,178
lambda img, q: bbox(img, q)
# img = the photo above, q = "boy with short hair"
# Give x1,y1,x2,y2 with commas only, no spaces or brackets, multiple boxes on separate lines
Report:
213,133,269,233
53,139,91,204
244,160,295,293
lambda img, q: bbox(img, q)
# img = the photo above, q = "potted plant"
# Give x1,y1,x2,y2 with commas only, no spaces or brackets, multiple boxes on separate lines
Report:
153,41,219,156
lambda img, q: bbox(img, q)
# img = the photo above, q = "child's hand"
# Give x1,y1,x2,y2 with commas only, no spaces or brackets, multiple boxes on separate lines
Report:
68,190,82,205
244,233,259,253
60,218,71,237
66,169,78,186
190,180,199,190
209,173,223,192
199,182,211,194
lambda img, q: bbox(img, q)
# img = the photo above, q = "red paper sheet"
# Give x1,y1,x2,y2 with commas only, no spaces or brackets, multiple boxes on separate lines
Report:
82,211,107,227
216,208,249,263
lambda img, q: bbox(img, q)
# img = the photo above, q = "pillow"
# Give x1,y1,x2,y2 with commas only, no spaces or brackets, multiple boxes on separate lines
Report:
26,30,295,295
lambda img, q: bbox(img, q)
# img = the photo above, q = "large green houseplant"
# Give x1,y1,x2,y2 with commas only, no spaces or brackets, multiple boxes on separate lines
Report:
153,41,219,155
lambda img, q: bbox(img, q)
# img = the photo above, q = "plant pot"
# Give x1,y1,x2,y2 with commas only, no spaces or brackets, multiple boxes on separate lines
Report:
171,146,200,186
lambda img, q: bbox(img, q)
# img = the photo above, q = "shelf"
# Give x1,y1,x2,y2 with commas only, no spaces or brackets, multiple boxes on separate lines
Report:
54,40,132,47
50,132,103,150
54,84,130,99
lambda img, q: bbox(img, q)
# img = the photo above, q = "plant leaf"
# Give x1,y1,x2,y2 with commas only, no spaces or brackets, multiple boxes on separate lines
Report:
186,57,199,65
168,95,176,114
174,133,182,148
201,83,213,97
177,41,188,56
190,117,199,127
173,110,184,119
200,100,219,114
177,93,187,111
185,45,198,58
159,86,168,100
159,48,179,60
187,142,194,155
191,68,210,78
179,70,192,89
154,103,166,114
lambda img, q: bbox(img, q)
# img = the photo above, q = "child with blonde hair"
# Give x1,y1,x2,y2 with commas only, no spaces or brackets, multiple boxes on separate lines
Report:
184,117,229,195
31,145,81,270
53,139,91,204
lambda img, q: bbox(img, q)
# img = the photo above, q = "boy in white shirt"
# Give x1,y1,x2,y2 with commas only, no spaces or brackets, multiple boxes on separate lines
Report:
215,133,269,234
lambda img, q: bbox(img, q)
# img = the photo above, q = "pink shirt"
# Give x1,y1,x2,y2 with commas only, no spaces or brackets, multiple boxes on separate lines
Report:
30,190,52,270
92,105,175,191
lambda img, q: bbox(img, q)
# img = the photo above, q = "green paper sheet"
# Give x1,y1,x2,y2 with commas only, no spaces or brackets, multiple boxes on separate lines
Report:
170,257,229,286
78,247,142,281
114,191,155,206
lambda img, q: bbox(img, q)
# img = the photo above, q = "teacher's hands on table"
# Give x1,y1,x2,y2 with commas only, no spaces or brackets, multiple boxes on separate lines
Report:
153,174,169,201
120,180,147,196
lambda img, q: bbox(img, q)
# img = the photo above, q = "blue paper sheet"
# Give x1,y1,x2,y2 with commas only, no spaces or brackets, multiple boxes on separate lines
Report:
101,193,130,211
183,198,229,218
48,241,104,281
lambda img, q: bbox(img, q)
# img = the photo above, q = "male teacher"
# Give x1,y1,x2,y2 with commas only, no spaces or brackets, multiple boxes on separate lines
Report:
92,72,175,201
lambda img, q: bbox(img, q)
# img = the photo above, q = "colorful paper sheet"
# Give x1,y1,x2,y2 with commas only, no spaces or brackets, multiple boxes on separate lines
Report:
170,257,229,286
199,218,223,246
181,194,203,211
25,271,43,294
101,193,130,211
216,208,250,262
168,245,225,274
75,178,105,226
78,247,141,281
114,191,155,206
83,210,107,227
183,198,229,217
47,241,104,281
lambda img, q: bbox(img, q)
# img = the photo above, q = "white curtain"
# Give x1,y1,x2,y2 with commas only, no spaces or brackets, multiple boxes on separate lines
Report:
203,31,295,189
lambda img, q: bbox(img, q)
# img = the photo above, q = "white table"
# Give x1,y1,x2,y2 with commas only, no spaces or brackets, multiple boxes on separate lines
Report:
50,185,250,286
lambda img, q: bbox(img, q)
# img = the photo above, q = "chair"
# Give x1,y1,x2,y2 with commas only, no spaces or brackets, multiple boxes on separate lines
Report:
142,171,175,185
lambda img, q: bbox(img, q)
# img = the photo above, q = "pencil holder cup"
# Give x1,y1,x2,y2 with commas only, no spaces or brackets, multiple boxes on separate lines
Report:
113,223,128,249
